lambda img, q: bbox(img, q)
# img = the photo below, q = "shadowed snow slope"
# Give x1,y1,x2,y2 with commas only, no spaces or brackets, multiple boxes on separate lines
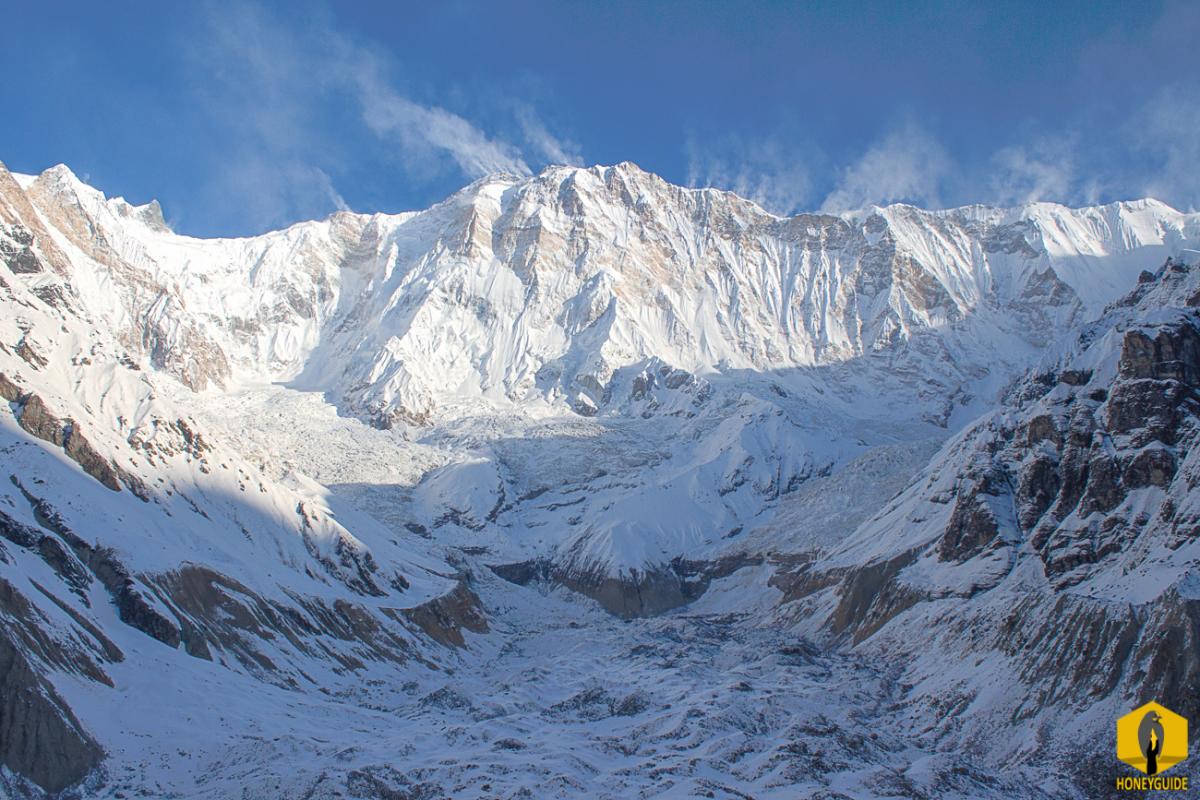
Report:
0,157,1197,798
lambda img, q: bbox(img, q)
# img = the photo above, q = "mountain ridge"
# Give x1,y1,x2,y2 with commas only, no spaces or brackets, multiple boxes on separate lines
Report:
10,159,1195,409
13,157,1189,244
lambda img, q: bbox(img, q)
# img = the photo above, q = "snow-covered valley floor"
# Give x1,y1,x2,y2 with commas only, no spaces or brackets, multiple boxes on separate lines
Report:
80,562,1057,800
75,386,1052,800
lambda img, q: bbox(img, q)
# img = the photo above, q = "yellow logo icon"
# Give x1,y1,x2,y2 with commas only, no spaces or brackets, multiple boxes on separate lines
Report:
1117,701,1188,776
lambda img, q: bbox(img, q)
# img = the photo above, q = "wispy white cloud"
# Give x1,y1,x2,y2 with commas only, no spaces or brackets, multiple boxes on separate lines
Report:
986,135,1082,207
313,166,350,212
341,47,531,177
689,105,1200,216
514,104,583,167
188,1,572,232
820,118,949,212
1130,84,1200,212
684,134,814,215
207,160,349,232
189,3,335,231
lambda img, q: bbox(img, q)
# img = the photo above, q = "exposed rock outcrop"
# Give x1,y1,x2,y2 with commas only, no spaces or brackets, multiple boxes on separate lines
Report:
11,485,179,647
9,393,121,492
0,224,44,274
400,581,489,647
62,423,121,492
937,488,1003,563
15,393,64,446
493,553,763,619
0,372,21,403
0,579,105,794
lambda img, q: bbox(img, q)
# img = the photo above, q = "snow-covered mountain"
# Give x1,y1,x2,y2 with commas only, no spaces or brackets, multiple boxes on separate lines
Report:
1,158,1197,798
19,161,1191,414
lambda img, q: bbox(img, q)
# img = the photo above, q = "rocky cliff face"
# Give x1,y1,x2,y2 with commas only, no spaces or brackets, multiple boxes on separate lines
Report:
771,258,1200,783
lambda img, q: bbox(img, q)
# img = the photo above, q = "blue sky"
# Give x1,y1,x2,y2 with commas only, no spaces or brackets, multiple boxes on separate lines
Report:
2,1,1197,236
